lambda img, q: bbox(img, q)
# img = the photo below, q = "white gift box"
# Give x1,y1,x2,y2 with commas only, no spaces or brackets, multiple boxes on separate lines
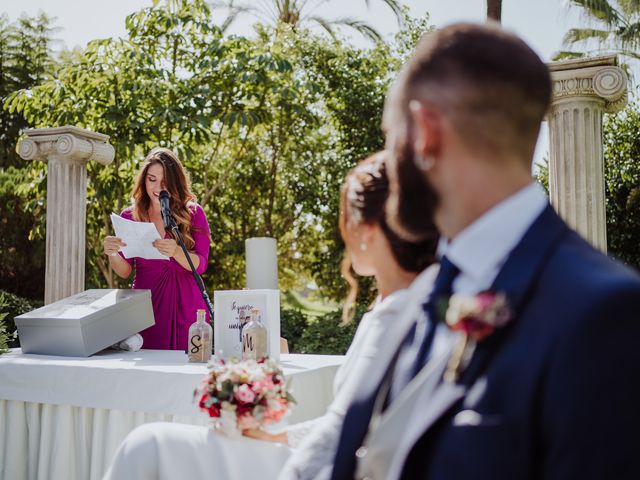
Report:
213,289,280,361
14,289,155,357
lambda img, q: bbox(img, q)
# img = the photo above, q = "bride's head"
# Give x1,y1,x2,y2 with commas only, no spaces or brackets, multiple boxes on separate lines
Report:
339,151,438,322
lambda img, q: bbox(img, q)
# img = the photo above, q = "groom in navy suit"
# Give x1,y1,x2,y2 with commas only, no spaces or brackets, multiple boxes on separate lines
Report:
331,23,640,480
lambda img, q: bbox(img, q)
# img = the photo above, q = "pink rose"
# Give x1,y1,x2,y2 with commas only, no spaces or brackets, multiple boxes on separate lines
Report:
251,378,275,395
235,384,256,404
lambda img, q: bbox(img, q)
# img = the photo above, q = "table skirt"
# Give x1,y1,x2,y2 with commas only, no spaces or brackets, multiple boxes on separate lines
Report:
0,400,208,480
0,351,342,480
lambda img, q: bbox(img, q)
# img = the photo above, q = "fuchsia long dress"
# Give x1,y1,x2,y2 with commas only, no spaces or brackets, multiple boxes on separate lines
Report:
119,203,211,350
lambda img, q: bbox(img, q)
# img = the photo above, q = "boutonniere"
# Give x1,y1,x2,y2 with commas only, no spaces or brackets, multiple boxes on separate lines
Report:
443,292,512,383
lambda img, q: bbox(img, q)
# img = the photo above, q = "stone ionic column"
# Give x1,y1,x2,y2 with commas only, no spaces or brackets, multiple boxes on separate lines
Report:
18,126,115,304
547,55,627,252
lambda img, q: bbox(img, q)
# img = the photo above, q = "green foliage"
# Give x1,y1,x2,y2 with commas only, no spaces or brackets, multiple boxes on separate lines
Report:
282,290,335,317
2,1,434,308
280,308,307,352
217,0,405,44
295,308,359,355
282,301,376,354
558,1,640,61
0,12,57,168
534,157,550,192
0,166,46,299
0,13,56,303
603,102,640,269
0,289,39,350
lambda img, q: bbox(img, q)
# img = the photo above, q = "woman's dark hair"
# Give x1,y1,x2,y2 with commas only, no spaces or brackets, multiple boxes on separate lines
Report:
339,151,438,322
132,147,200,249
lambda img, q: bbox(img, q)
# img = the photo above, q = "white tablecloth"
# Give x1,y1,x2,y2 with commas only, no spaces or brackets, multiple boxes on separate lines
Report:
0,349,344,480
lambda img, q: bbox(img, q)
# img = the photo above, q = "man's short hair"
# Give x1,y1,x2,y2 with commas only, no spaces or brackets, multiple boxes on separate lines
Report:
389,22,552,162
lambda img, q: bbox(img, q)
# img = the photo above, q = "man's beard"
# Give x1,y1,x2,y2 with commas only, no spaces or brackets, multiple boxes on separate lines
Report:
385,141,440,243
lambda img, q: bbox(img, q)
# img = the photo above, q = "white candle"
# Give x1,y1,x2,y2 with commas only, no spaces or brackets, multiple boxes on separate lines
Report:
245,237,279,289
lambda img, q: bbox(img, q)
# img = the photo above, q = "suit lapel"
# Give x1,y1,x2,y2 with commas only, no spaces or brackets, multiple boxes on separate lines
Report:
394,352,466,440
358,342,465,480
457,205,569,385
415,206,569,431
491,205,568,314
369,337,458,434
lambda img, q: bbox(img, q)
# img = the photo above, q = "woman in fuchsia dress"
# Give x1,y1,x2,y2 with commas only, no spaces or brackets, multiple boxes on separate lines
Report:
103,147,211,350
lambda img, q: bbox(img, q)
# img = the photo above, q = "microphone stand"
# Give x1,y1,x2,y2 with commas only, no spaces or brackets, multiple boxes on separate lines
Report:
162,212,215,328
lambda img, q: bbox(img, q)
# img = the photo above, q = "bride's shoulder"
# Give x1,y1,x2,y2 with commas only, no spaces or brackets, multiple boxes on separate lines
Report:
364,290,412,328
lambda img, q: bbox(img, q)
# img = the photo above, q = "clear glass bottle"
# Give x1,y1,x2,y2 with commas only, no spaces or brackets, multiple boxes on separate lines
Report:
188,309,212,363
242,307,268,360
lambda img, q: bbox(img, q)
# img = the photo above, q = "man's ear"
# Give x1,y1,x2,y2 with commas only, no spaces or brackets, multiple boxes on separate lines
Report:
409,100,442,158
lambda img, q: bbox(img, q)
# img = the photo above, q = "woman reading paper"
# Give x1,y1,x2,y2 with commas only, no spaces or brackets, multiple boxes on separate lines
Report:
103,147,212,351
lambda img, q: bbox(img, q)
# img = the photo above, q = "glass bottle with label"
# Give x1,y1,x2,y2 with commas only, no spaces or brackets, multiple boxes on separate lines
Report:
188,309,212,363
242,307,268,360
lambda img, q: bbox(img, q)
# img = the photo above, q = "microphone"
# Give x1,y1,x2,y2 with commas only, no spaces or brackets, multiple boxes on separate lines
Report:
159,190,172,230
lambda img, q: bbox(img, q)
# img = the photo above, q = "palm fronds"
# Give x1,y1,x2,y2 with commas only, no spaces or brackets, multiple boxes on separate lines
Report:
308,15,338,41
330,17,383,43
563,1,640,65
364,0,405,27
569,0,623,26
563,27,611,44
616,0,640,16
553,50,587,60
209,0,401,44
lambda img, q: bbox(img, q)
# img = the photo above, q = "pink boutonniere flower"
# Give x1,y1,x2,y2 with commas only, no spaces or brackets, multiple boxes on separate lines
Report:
443,292,512,383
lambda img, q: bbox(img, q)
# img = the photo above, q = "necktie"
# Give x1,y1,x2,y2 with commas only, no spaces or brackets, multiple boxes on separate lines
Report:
389,256,460,401
330,257,460,480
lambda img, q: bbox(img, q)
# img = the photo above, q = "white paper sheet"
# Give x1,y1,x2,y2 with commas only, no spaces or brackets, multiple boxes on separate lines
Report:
110,213,169,260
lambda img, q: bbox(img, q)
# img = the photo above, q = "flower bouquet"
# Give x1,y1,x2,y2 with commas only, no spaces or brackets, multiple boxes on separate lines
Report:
194,357,295,438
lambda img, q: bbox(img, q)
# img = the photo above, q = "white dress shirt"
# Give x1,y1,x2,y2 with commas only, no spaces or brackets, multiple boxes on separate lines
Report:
389,182,548,399
426,181,548,374
440,181,549,295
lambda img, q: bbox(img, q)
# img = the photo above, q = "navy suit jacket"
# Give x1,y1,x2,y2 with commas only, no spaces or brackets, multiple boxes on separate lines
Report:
401,206,640,479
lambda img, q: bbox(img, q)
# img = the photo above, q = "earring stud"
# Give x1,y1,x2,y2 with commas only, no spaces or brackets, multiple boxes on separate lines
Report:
360,243,367,252
414,153,435,171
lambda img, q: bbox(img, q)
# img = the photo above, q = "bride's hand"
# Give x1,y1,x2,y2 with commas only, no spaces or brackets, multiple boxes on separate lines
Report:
242,428,288,444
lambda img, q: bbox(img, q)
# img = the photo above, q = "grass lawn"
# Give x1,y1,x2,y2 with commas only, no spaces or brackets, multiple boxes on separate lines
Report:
282,290,336,319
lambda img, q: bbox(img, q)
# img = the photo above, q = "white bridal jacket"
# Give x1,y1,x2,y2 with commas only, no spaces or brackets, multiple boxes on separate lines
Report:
102,265,438,480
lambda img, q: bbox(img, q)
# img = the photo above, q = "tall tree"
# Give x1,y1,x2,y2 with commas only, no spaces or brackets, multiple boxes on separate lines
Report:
3,0,432,303
0,12,57,300
556,0,640,60
216,0,405,42
0,12,57,168
487,0,503,22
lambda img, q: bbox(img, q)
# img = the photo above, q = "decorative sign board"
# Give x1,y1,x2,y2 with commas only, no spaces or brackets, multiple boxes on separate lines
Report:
213,289,280,361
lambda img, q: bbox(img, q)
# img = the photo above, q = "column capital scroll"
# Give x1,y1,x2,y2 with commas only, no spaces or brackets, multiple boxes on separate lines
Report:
548,55,628,114
17,125,115,165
